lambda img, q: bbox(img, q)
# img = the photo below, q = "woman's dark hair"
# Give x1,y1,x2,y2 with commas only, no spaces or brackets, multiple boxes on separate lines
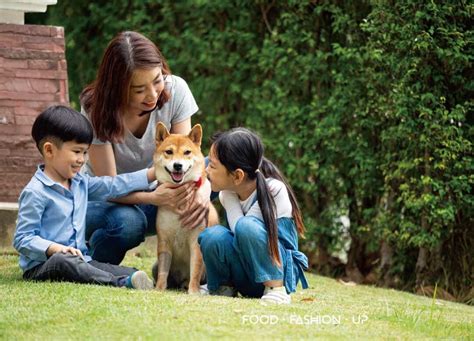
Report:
80,31,171,143
211,128,306,266
32,105,93,153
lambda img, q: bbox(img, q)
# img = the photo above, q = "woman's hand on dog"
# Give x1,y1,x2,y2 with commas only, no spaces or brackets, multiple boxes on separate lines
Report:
148,182,195,209
178,179,212,229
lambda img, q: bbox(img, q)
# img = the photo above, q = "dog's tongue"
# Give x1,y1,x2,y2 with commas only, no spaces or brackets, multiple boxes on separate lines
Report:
171,172,184,182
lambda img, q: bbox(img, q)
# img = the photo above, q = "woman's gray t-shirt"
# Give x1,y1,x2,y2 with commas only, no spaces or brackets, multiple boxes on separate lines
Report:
82,75,198,175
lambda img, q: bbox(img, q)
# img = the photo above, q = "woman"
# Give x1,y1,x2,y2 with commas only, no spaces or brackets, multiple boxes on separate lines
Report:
80,31,210,265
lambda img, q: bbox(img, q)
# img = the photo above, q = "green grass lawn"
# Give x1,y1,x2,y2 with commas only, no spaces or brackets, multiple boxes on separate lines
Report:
0,252,472,340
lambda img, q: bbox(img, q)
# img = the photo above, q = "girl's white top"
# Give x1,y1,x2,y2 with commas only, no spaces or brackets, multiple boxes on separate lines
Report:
219,178,293,233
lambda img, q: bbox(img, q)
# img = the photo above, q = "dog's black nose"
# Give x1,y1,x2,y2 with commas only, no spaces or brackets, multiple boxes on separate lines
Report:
173,163,183,171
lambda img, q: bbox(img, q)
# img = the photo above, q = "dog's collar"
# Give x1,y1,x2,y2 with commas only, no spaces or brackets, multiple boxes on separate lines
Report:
194,176,203,188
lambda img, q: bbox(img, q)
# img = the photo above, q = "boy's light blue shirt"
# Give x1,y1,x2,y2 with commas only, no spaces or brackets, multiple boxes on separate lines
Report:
13,165,150,272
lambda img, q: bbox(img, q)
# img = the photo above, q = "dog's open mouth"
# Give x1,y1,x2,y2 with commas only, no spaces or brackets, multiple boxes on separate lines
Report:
170,171,184,183
164,167,189,184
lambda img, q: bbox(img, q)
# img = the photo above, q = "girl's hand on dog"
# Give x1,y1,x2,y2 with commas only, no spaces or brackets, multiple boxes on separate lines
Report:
179,179,212,229
149,182,195,210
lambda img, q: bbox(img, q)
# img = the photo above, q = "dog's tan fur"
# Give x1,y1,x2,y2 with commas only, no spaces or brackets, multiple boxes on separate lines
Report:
153,122,218,294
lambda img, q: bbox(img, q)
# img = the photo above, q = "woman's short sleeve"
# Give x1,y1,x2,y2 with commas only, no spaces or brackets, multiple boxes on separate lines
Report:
168,75,199,124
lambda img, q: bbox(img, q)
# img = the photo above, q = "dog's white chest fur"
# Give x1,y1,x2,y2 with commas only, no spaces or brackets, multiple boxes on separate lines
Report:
157,209,195,257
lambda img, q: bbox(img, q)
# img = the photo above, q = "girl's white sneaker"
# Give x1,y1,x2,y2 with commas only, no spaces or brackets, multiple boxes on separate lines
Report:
261,286,291,305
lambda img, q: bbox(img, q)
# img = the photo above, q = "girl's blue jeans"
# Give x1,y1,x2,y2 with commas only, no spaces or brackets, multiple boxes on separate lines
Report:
198,216,285,298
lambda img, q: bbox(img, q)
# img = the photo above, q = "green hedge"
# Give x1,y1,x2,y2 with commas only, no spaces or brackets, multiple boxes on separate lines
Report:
28,0,473,302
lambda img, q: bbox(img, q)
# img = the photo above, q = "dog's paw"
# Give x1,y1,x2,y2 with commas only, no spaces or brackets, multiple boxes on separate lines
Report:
155,279,167,291
187,285,201,295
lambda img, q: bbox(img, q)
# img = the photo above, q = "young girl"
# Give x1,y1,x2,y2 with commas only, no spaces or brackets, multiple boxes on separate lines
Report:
199,128,308,304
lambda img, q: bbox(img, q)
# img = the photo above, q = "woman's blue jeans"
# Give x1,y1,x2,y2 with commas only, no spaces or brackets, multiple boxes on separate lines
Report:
198,216,284,298
85,202,157,265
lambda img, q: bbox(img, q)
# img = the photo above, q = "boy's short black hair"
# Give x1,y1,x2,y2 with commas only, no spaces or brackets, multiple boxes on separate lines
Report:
32,105,93,153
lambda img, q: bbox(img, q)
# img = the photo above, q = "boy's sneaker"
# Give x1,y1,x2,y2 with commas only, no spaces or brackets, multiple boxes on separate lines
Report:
209,285,237,297
261,286,291,305
126,271,154,290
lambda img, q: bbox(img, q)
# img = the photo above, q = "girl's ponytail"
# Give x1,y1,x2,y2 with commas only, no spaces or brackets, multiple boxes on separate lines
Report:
255,169,281,266
261,158,306,238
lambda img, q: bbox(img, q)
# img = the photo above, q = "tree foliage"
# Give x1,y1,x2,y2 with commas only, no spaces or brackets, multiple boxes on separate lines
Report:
27,0,473,302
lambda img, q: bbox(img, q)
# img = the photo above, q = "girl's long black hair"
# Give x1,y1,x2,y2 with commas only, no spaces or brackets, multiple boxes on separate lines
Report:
212,128,305,266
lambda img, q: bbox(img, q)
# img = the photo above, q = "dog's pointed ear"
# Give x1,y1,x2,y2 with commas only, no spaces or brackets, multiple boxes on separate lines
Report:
155,122,170,145
188,124,202,146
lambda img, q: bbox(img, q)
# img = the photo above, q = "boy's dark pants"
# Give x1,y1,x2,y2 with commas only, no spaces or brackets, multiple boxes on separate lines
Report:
23,253,137,287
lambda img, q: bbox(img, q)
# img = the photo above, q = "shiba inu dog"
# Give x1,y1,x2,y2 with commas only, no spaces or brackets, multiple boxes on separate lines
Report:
153,122,218,294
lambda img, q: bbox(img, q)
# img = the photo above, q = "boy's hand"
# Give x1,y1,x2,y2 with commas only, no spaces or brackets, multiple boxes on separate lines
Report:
146,167,156,183
46,243,84,260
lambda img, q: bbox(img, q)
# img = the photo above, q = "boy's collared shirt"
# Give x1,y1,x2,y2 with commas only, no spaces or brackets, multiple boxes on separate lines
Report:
14,165,150,272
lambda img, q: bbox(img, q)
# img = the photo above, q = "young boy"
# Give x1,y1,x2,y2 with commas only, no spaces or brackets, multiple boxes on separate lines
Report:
13,105,155,289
